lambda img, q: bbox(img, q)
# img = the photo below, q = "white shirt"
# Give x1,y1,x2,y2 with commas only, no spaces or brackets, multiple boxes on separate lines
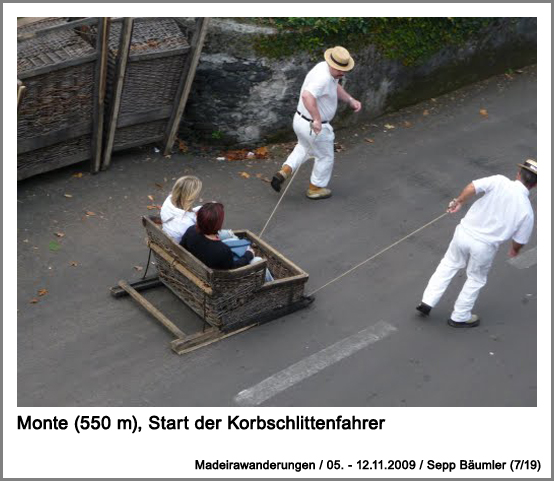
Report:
160,194,200,242
460,175,534,248
297,61,339,122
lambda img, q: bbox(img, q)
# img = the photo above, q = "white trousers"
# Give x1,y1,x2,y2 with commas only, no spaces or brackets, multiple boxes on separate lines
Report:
422,225,497,322
284,114,335,188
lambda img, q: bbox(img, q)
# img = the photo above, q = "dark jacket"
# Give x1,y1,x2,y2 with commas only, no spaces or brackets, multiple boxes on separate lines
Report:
180,226,254,270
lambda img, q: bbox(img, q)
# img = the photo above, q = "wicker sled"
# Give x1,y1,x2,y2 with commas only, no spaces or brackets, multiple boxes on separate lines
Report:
112,216,313,354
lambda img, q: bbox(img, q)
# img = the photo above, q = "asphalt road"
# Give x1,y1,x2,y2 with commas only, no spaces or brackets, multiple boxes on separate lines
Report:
17,65,537,407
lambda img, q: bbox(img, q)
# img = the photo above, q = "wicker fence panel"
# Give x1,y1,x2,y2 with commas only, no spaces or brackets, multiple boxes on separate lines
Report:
17,64,94,140
103,18,190,151
17,21,98,180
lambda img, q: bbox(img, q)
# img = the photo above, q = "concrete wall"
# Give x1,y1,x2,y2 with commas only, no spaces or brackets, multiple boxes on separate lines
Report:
178,18,537,147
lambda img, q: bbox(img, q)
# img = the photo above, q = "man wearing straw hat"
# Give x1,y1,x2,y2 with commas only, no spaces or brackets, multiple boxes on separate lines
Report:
416,159,537,328
271,46,362,200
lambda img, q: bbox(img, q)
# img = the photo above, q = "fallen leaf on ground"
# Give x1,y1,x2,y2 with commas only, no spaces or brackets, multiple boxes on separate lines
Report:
38,289,48,296
48,241,61,251
134,266,143,271
154,183,164,189
85,211,96,216
147,195,154,201
479,108,489,118
64,194,73,198
384,123,395,129
254,146,269,159
54,232,65,238
260,176,271,183
146,205,162,210
29,298,39,304
403,121,413,128
515,69,524,74
164,155,172,159
364,138,375,143
422,110,430,116
334,142,344,152
223,149,249,161
70,261,78,267
177,138,188,153
239,172,250,179
72,173,84,178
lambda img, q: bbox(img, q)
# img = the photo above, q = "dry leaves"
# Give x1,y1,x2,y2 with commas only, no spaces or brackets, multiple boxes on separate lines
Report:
147,195,154,201
422,110,430,116
384,124,395,130
364,138,375,144
255,173,272,183
239,172,251,179
70,261,78,267
479,108,489,118
403,121,413,128
334,142,345,152
72,172,84,178
154,182,164,189
38,288,48,296
222,146,269,161
85,211,96,217
64,193,73,198
54,232,65,238
29,298,39,304
146,205,162,210
134,265,144,271
176,138,188,153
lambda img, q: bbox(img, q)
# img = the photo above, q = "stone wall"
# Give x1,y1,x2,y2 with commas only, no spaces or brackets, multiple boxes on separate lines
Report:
178,18,537,147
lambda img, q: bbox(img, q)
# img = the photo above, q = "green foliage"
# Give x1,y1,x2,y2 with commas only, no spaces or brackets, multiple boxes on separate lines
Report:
254,17,497,66
211,130,223,140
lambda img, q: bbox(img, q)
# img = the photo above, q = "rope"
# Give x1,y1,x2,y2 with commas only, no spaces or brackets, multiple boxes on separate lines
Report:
259,166,301,238
308,212,449,296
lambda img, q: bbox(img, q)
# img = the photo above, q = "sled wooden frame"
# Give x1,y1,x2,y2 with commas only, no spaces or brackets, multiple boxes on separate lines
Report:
111,216,313,355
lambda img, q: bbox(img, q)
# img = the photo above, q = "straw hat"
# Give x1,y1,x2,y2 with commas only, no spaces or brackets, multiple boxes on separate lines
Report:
324,46,355,71
517,158,537,175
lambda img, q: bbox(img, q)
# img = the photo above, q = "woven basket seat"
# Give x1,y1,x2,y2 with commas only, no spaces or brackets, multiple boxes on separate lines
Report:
143,216,310,332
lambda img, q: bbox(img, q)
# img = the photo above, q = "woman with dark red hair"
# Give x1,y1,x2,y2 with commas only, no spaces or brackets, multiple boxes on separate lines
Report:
180,202,254,270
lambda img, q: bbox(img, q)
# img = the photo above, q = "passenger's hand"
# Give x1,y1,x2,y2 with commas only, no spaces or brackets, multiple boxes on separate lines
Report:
508,246,519,258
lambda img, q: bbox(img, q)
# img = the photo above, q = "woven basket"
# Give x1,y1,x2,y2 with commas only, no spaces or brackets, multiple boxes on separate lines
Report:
143,216,309,332
17,19,98,180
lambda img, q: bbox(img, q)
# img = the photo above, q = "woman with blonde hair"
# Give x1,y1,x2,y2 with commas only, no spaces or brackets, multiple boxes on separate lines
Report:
160,175,203,242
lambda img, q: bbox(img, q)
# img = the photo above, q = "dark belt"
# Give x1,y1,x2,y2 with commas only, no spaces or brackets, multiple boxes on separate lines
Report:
297,111,329,123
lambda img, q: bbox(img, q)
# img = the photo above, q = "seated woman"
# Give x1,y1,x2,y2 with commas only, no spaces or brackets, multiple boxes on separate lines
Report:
180,202,254,270
160,175,203,242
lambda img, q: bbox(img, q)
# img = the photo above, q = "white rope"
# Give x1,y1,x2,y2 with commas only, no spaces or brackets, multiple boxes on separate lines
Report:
259,166,301,238
308,212,449,296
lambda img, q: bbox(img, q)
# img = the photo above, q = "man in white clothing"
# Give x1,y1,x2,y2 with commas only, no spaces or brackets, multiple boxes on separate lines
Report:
416,159,537,328
271,46,362,200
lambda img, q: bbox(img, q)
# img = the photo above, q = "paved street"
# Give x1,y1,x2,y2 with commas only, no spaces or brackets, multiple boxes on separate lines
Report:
17,66,537,407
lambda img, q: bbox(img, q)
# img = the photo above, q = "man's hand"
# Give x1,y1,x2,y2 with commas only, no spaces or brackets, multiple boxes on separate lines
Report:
447,198,462,214
349,98,362,112
311,119,322,135
509,241,524,258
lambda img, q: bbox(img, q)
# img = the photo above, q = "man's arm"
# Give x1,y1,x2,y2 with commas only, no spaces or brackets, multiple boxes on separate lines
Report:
447,182,477,213
337,84,362,112
301,90,323,134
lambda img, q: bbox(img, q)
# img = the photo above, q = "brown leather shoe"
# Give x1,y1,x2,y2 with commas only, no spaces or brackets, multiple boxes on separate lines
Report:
306,187,332,200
